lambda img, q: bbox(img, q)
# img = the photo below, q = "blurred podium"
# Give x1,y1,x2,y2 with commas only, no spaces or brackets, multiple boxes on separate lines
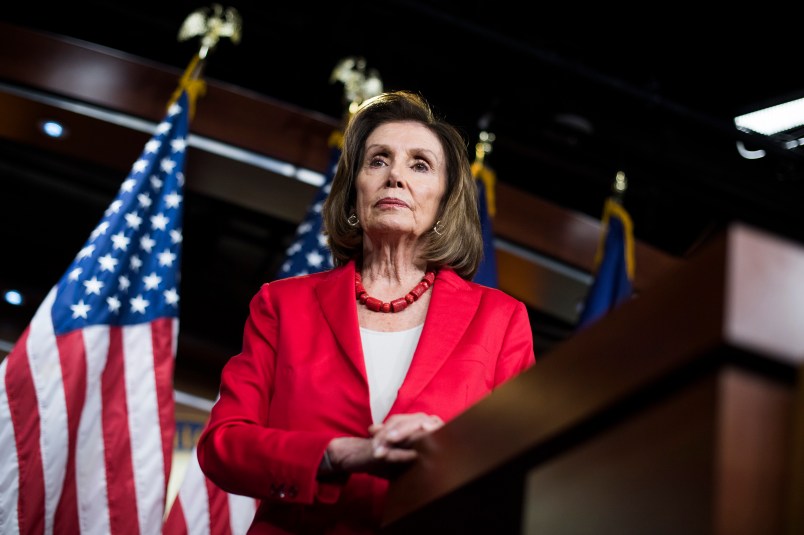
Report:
381,223,804,535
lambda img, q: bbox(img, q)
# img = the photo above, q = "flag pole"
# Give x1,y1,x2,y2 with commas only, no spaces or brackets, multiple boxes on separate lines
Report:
592,171,634,278
472,129,497,217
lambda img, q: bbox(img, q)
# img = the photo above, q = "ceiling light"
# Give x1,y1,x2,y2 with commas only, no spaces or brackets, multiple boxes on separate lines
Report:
734,96,804,136
4,290,24,306
40,119,66,138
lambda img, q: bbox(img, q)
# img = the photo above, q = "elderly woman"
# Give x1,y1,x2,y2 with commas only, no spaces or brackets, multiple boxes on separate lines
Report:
197,90,535,534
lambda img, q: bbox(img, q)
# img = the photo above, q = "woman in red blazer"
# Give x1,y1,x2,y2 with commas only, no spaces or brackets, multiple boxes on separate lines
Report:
197,90,535,534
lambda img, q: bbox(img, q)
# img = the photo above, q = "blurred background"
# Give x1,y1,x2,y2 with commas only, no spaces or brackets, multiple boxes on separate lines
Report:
2,2,803,398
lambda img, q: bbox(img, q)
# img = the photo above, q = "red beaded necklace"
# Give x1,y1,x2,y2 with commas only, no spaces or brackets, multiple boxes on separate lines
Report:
355,271,436,313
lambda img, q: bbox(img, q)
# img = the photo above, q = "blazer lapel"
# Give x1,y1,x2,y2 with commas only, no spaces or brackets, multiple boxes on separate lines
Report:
314,260,366,380
392,269,479,414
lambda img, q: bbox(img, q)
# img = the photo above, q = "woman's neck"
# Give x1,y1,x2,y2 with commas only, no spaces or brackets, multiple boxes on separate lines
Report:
355,257,435,331
360,242,426,288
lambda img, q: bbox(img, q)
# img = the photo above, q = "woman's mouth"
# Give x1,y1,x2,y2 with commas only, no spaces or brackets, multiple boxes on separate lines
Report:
376,198,409,208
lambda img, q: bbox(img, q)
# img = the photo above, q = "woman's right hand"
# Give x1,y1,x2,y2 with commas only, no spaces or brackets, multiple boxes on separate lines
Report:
323,436,412,479
322,412,443,479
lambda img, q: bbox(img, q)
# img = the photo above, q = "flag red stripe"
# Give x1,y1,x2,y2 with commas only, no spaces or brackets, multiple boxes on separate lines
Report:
207,478,232,535
103,326,140,534
6,327,45,535
162,498,188,535
152,318,176,488
53,329,87,534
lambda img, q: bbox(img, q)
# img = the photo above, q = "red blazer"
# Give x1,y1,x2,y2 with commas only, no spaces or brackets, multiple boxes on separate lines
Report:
197,260,535,534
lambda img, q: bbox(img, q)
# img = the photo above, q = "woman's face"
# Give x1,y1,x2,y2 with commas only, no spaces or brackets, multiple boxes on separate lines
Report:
355,121,447,241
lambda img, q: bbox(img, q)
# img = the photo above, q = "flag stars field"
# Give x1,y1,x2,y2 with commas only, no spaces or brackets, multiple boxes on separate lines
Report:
48,95,187,332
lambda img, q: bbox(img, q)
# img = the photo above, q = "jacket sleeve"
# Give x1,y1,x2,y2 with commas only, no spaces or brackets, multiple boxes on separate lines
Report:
493,299,536,387
196,283,346,505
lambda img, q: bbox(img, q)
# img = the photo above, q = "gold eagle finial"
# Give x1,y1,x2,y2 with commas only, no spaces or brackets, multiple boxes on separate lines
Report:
178,3,242,59
330,57,384,116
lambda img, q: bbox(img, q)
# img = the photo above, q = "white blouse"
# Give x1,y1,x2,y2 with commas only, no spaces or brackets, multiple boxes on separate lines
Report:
360,324,423,424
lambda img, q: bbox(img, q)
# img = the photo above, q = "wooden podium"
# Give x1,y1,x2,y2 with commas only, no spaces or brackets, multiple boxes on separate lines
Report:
381,223,804,535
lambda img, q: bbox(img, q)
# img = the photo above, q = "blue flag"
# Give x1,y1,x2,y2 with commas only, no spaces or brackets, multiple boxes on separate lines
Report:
276,137,341,278
473,177,498,287
576,198,634,328
471,162,498,288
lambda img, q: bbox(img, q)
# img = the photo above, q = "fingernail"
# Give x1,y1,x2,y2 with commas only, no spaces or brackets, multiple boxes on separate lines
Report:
388,429,399,439
374,445,387,457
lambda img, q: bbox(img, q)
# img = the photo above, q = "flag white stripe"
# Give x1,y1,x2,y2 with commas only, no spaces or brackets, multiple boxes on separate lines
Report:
30,288,67,535
171,318,179,356
178,448,211,535
77,325,111,535
124,323,167,535
0,357,21,535
229,493,258,535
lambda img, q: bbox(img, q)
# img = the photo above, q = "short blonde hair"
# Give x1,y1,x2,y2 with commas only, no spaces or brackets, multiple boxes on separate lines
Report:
322,90,482,280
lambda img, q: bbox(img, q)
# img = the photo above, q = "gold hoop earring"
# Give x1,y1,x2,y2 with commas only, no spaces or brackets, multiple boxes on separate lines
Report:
347,213,360,227
433,220,444,236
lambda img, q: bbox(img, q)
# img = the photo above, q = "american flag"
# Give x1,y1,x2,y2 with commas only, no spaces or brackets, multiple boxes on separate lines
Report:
276,142,341,278
162,441,257,535
0,91,190,534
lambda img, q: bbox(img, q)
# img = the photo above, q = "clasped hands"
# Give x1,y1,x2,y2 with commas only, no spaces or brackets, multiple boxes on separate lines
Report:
322,412,444,479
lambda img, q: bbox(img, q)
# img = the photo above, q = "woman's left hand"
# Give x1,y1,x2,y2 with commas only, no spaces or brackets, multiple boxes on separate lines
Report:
368,412,444,461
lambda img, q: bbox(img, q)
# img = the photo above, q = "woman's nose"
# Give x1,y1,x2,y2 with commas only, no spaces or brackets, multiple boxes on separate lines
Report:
386,164,404,188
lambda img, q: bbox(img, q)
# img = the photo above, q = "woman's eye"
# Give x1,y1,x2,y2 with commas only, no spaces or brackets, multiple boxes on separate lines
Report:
413,162,429,172
369,158,386,167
